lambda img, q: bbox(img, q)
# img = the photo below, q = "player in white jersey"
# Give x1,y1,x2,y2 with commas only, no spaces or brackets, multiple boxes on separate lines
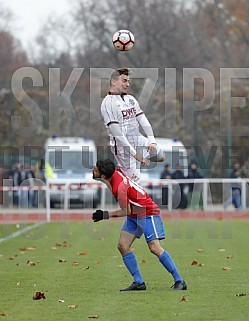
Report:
101,68,165,182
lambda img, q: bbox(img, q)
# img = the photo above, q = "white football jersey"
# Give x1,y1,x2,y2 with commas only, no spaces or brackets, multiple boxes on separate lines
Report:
101,93,144,147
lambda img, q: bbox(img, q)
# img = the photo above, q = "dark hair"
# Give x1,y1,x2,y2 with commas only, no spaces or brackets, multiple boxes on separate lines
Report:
96,159,116,179
110,68,131,80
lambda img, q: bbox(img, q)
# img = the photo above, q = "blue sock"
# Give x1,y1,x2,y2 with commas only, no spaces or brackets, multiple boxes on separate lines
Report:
122,252,144,284
159,251,183,282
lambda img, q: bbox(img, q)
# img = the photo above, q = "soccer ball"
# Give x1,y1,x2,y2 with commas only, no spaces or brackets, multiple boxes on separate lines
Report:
112,29,135,51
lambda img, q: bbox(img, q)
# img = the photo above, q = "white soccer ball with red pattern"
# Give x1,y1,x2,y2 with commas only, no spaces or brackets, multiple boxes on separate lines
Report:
112,29,135,51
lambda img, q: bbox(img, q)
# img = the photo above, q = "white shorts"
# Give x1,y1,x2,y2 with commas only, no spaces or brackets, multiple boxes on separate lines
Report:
111,135,163,183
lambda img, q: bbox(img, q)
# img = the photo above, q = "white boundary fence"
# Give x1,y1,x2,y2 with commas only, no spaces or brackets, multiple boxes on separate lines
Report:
1,178,249,222
45,179,105,221
140,178,248,211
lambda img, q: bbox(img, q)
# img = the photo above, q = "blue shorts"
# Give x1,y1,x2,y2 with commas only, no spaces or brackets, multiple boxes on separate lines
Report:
121,215,165,243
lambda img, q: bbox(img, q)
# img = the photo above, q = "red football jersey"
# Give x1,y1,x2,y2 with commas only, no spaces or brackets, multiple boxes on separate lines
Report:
109,169,160,217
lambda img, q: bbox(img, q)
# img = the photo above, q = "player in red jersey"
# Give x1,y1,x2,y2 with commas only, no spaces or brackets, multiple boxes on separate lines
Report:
92,159,187,291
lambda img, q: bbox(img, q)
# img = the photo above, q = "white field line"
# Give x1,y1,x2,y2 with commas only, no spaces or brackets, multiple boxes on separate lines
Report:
0,222,46,244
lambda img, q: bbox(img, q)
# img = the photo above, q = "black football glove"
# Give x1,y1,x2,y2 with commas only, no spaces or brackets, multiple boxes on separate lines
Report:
92,209,109,222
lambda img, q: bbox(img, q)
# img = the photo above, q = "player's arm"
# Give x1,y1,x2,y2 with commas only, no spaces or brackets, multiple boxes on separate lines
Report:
108,123,136,155
109,181,132,217
109,204,131,218
136,113,157,153
109,123,149,166
92,205,131,222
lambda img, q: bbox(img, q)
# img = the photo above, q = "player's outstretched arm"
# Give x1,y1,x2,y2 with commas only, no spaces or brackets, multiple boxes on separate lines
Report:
92,206,131,222
110,205,131,218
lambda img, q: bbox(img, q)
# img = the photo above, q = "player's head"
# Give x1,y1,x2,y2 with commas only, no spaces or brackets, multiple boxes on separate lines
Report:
111,68,131,79
110,68,131,94
93,159,116,180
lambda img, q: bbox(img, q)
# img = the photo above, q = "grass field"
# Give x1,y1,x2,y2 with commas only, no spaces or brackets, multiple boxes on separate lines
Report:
0,218,249,321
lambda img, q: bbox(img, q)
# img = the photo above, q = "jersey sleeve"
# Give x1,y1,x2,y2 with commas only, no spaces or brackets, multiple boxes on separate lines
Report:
108,123,137,156
116,181,130,209
101,96,120,126
136,113,156,144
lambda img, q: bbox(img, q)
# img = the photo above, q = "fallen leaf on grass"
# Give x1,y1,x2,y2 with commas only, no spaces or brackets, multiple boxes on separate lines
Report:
180,296,189,302
19,247,36,251
141,259,146,264
78,251,88,256
63,241,71,248
7,257,14,260
51,247,58,250
235,293,247,297
191,260,198,265
33,292,46,300
95,260,101,264
226,255,233,259
197,248,204,252
198,263,204,267
68,305,77,309
223,267,231,271
88,315,99,319
0,312,8,317
84,266,90,270
59,259,67,263
72,262,79,266
27,260,36,266
58,299,65,303
218,248,226,252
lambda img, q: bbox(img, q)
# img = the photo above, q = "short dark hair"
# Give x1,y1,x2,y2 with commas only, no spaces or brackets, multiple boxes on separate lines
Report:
110,68,131,80
96,159,116,179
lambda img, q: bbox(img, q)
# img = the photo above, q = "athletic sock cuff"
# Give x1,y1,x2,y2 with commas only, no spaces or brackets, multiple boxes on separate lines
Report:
122,252,135,260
